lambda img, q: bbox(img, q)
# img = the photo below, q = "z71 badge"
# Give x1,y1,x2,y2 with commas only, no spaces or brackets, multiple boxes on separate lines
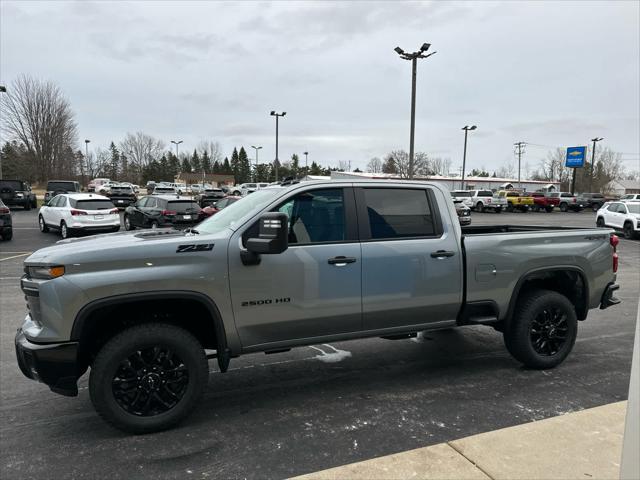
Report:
176,244,214,253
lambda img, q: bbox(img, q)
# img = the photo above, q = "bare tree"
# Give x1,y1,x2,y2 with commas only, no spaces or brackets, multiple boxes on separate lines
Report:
119,132,165,175
496,161,517,179
366,157,383,173
197,140,223,163
338,160,351,172
430,157,452,176
384,150,430,178
1,74,78,182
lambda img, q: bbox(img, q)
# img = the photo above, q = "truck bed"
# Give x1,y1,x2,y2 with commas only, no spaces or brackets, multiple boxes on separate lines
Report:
460,225,614,322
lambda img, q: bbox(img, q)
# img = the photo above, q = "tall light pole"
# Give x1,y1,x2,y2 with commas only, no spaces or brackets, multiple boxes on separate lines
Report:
171,140,183,182
303,151,309,172
251,145,262,182
461,126,477,189
270,111,286,182
0,85,6,178
589,137,603,192
83,139,90,186
394,43,436,179
171,140,183,158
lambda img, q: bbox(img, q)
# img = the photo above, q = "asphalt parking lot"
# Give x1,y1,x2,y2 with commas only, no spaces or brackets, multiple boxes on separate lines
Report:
1,208,639,479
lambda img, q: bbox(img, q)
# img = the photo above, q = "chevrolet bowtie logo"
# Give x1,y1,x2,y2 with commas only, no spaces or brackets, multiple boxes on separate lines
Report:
568,150,582,156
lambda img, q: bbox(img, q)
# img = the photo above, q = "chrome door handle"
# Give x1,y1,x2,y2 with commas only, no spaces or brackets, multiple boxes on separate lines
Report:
430,250,455,258
328,256,357,266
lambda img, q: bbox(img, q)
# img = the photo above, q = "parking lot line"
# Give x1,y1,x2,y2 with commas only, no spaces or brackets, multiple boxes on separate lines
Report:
0,253,31,262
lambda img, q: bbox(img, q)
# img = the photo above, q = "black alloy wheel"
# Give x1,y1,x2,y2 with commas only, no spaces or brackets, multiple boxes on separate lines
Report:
112,346,189,417
529,307,569,356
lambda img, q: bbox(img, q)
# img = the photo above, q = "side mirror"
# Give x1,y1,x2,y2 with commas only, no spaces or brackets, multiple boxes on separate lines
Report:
246,212,289,255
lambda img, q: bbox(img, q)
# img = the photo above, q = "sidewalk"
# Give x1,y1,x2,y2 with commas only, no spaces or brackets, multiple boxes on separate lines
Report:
293,401,627,480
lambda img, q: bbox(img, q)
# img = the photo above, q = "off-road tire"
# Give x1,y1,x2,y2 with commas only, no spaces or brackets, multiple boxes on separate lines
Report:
545,206,554,213
560,203,568,212
504,289,577,369
89,324,209,434
596,217,605,228
1,230,12,241
476,202,484,213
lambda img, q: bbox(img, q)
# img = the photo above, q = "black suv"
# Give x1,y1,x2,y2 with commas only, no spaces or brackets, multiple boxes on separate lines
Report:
0,199,12,240
44,180,81,203
0,179,37,210
123,195,205,230
577,192,607,211
106,184,137,209
196,187,225,207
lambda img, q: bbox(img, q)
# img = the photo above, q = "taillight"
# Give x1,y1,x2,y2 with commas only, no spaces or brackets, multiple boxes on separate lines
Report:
0,207,9,214
161,210,177,216
109,208,119,214
611,234,619,272
70,209,87,216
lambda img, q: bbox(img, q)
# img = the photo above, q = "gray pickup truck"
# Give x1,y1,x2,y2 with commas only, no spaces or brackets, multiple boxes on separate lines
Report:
16,180,621,433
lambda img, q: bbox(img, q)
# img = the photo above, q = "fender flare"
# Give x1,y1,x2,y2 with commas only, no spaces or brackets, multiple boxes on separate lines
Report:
70,290,229,353
505,266,589,322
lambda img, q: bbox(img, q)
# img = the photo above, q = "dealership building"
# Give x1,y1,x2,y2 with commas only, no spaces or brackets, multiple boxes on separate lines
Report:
326,171,561,192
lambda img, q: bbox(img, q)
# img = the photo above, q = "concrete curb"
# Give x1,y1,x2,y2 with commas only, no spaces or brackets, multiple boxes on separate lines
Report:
292,401,627,480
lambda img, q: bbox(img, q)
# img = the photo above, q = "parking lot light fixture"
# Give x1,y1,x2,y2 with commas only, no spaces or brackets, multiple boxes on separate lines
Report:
251,146,262,181
270,111,286,182
589,137,604,192
303,151,309,172
461,126,477,189
394,43,436,179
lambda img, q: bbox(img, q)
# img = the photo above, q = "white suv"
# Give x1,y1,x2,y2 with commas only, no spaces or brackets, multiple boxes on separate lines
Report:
596,201,640,239
38,193,120,239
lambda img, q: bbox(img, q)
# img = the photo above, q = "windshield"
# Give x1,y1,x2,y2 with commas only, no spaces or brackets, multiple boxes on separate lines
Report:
70,199,115,210
450,191,472,197
47,181,78,191
0,180,25,190
196,188,282,235
628,204,640,214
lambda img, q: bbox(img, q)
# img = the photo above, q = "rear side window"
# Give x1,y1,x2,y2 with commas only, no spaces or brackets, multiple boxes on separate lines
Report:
478,190,493,196
0,180,25,190
167,201,201,213
363,188,436,239
70,199,115,210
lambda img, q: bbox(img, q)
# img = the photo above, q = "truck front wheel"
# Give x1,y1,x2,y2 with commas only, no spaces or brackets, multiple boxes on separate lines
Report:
504,289,577,369
89,323,209,434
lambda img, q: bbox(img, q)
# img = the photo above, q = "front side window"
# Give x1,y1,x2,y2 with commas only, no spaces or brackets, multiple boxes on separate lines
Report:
276,188,345,244
607,203,620,212
363,188,436,239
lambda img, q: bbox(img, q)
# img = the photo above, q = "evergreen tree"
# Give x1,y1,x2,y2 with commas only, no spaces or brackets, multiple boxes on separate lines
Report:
167,152,180,179
159,154,169,180
290,153,300,178
181,157,191,175
191,149,201,173
201,150,211,173
230,148,240,182
238,147,251,183
212,160,221,174
223,157,231,175
309,161,323,176
382,156,397,174
108,142,120,180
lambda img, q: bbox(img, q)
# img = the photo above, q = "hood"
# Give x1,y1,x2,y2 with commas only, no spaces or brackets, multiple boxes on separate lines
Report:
24,229,228,267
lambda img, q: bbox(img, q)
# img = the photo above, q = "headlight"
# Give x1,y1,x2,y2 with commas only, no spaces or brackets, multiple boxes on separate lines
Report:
26,265,65,279
16,193,23,198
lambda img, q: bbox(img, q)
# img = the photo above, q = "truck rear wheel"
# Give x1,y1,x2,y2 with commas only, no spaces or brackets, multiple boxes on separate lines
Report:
504,289,577,369
89,324,209,434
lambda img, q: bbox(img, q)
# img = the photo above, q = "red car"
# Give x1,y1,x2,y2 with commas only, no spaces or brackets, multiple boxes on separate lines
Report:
531,192,560,212
200,196,242,217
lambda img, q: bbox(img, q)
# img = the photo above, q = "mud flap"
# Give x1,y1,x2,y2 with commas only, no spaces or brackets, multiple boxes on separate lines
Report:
217,348,231,373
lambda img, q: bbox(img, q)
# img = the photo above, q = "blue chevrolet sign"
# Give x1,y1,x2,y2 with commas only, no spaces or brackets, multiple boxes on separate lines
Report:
566,146,587,168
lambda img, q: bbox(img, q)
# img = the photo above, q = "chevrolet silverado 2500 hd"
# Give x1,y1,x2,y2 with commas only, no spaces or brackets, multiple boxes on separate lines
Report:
16,180,621,433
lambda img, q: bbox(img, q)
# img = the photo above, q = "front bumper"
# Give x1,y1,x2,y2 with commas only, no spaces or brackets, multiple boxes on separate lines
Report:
15,329,80,396
600,283,621,310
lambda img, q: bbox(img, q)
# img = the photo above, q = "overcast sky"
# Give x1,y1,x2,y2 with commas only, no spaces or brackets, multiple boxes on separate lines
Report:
1,1,639,174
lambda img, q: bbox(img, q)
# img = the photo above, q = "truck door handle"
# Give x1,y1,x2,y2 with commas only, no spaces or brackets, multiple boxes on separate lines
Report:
328,256,357,266
430,250,455,258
